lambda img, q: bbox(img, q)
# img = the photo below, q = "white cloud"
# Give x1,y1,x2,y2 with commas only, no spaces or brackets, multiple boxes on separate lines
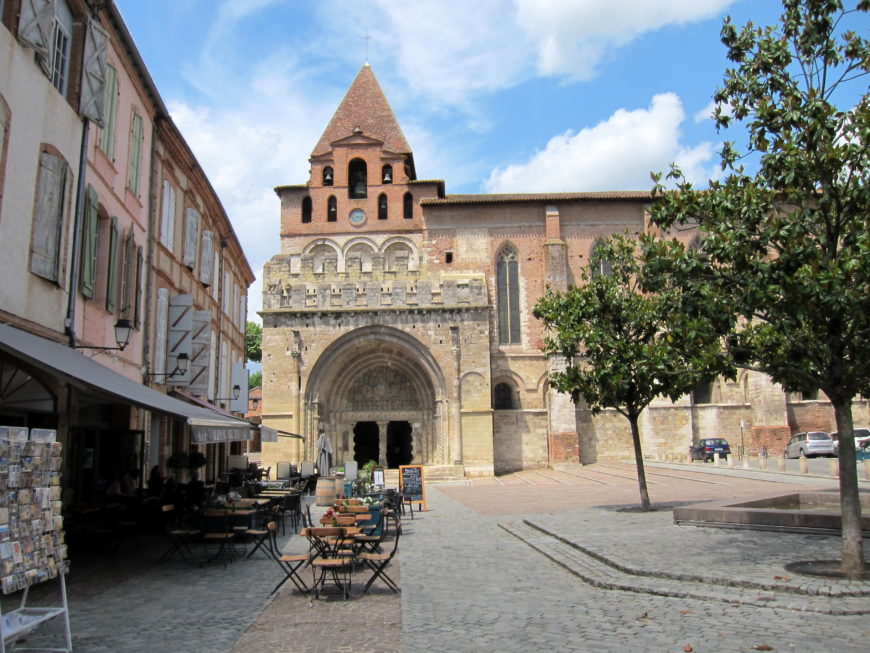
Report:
694,100,733,123
484,93,717,193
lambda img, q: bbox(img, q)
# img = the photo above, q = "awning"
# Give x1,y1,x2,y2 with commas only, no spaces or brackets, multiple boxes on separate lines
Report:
0,323,252,440
259,426,303,443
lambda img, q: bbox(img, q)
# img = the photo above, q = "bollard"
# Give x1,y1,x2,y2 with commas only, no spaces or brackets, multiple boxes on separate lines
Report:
758,455,767,471
727,453,735,468
714,452,721,466
742,454,750,470
799,456,809,474
777,456,786,472
828,458,838,477
864,459,870,481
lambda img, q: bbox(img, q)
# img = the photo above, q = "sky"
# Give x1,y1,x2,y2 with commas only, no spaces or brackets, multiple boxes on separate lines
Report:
110,0,862,324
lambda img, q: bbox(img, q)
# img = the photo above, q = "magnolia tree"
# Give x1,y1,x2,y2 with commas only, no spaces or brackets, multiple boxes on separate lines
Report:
534,234,731,510
649,0,870,575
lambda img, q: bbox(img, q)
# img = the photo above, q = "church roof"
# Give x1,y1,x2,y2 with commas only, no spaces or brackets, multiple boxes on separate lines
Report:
421,191,653,206
312,64,413,158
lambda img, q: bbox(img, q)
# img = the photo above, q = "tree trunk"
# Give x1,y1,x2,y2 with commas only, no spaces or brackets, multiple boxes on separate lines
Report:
628,414,651,510
832,398,865,577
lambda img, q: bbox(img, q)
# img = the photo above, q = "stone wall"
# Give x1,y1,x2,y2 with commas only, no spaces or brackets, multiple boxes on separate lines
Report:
493,410,549,473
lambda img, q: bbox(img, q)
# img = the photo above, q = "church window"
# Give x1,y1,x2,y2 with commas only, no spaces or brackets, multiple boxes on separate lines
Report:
496,246,521,344
493,382,515,410
378,193,388,220
590,239,612,277
348,158,367,199
327,195,337,222
445,251,453,264
301,196,312,223
403,192,413,219
381,164,393,184
692,380,714,404
322,166,333,186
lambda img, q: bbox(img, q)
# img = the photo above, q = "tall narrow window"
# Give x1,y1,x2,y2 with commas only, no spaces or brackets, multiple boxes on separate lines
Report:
378,193,388,220
50,0,73,95
493,382,515,409
348,158,367,199
120,227,137,320
127,112,144,195
403,192,413,220
80,185,99,298
31,150,69,283
496,246,521,344
381,164,393,183
301,196,312,223
99,64,118,160
327,195,337,222
590,239,613,277
322,166,333,186
160,179,175,250
105,217,119,313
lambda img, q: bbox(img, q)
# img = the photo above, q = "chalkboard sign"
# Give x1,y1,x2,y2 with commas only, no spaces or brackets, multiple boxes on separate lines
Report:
399,465,425,511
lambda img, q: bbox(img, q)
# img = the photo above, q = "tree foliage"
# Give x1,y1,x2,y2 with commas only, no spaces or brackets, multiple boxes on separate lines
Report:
245,321,262,363
534,234,731,509
248,369,262,389
649,0,870,575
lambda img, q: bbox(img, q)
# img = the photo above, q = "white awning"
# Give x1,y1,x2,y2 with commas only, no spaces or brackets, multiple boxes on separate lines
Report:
0,323,252,439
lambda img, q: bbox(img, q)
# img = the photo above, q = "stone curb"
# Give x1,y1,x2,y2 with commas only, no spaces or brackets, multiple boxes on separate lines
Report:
501,520,870,615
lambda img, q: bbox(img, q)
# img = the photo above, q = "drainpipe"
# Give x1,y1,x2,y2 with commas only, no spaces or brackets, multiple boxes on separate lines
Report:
65,121,90,348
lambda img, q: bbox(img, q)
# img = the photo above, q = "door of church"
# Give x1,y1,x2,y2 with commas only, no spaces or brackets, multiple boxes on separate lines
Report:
353,421,379,465
386,421,412,468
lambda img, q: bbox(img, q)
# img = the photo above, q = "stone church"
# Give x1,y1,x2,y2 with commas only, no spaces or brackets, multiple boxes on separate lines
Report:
258,64,859,478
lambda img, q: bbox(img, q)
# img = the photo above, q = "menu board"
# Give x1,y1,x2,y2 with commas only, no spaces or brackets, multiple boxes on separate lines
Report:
0,427,68,594
399,465,425,511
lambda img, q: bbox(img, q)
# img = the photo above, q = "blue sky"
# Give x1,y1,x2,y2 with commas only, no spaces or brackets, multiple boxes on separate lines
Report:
111,0,862,323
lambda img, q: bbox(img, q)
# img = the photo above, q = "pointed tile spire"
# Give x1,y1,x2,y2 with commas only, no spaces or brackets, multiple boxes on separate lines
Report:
312,65,412,158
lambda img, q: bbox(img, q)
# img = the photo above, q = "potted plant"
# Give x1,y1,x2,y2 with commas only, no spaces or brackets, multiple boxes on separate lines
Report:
166,452,189,471
187,451,207,470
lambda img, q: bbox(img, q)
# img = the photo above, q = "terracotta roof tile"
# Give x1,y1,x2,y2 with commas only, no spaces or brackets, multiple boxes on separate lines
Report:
420,191,653,206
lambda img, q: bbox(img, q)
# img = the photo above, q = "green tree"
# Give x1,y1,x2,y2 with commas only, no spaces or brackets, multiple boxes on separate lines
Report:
248,369,262,389
534,234,730,510
245,321,262,363
650,0,870,575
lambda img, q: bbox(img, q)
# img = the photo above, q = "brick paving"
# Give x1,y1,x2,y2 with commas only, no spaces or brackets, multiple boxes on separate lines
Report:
5,463,870,652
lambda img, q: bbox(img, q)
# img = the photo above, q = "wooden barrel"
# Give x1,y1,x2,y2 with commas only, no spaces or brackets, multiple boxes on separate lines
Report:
333,476,346,499
315,476,337,506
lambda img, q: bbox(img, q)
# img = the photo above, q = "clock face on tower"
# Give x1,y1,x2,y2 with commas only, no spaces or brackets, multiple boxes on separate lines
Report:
349,208,366,226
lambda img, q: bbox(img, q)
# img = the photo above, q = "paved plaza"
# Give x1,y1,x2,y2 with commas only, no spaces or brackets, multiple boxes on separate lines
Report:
5,462,870,652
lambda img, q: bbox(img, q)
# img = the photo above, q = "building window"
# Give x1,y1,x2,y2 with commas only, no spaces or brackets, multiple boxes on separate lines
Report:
445,251,453,264
50,0,73,96
381,164,393,183
403,192,413,219
160,180,175,250
301,196,312,223
378,193,388,220
120,227,138,322
322,166,333,186
496,246,521,344
99,64,118,160
590,240,613,277
105,216,119,312
80,185,99,298
127,112,144,196
30,149,70,283
493,383,515,410
327,195,337,222
692,380,713,404
348,158,367,199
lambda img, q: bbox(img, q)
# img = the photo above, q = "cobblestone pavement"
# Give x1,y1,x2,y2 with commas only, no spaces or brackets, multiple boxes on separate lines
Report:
5,464,870,652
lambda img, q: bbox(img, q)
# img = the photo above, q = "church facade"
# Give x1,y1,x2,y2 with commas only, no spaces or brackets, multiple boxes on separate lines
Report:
258,65,863,478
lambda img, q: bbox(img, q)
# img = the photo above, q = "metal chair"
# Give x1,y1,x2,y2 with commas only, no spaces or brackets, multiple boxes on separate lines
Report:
268,522,311,595
358,514,401,594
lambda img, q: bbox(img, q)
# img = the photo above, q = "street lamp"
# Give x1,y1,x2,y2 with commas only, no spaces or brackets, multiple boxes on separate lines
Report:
146,353,189,379
76,319,133,351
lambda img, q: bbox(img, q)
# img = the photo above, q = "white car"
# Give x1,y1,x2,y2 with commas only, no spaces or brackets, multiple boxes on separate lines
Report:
831,428,870,455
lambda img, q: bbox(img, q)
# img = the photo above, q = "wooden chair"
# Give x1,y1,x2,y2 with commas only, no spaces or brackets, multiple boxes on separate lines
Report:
354,509,390,553
158,504,199,562
268,522,311,595
244,518,273,560
202,509,237,564
358,514,401,594
305,527,355,600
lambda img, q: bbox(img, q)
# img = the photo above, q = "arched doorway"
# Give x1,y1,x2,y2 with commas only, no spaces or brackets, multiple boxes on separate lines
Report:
386,421,412,468
353,421,379,466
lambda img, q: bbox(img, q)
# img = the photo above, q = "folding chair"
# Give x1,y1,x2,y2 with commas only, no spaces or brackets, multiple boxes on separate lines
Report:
158,504,199,562
358,514,401,594
269,522,311,595
354,509,390,553
306,527,355,600
244,520,273,560
202,509,237,564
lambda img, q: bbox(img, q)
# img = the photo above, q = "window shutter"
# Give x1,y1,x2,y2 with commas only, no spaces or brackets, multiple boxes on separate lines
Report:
207,329,217,400
105,216,119,312
183,207,200,269
80,17,108,126
160,180,175,250
120,227,136,319
18,0,53,75
135,246,143,328
199,230,214,285
167,294,193,386
80,185,98,298
187,310,211,395
31,151,67,282
154,288,169,376
99,65,118,159
127,113,143,195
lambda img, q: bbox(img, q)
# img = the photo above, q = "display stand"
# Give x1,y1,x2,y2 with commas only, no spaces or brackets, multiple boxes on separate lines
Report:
0,427,71,652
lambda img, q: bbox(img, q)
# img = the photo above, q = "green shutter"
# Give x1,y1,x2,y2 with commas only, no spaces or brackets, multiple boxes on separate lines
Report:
106,216,119,313
127,113,143,195
100,65,118,159
80,185,99,298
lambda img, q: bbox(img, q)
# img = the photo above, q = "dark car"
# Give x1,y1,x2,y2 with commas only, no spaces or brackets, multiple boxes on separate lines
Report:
690,438,731,462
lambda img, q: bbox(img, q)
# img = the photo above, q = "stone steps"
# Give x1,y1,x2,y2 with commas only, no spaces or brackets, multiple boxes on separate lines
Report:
500,520,870,615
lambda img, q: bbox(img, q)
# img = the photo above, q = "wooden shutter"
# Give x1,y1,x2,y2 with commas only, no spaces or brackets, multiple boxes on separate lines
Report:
160,180,175,250
167,294,193,386
100,65,118,159
80,185,98,298
199,230,214,285
154,288,169,376
18,0,53,75
80,17,108,126
105,216,119,312
187,310,211,395
183,207,200,269
120,227,136,319
135,246,143,328
127,113,143,195
31,151,67,282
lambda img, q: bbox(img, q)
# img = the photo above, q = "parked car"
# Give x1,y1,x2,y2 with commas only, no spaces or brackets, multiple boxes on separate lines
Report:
690,438,731,462
831,428,870,455
784,431,836,458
